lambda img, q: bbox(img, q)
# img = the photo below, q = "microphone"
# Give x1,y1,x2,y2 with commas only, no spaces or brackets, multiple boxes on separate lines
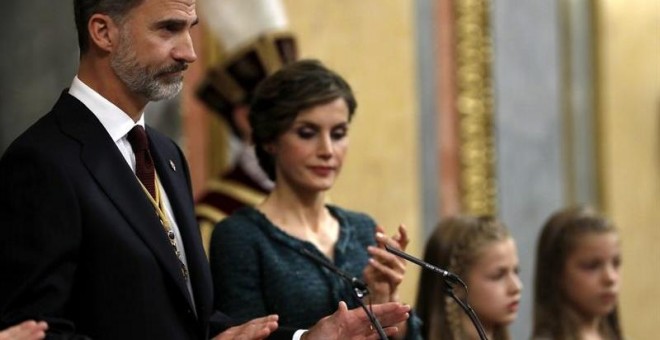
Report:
384,244,463,286
299,247,388,340
384,245,488,340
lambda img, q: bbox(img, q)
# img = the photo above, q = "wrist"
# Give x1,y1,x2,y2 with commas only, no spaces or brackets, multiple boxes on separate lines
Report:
295,329,309,340
389,292,400,303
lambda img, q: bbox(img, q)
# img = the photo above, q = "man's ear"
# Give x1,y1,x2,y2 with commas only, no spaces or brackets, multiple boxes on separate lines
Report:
88,13,119,52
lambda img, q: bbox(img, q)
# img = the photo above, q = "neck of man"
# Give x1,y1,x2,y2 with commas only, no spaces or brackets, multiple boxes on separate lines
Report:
78,55,148,122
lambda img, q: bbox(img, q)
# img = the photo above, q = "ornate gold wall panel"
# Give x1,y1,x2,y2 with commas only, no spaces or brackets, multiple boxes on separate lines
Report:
454,0,497,215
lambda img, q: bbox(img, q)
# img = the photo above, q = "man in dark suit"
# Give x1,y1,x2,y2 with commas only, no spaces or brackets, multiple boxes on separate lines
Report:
0,0,410,339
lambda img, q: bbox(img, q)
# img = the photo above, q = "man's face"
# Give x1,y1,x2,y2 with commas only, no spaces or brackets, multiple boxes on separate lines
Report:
110,0,198,101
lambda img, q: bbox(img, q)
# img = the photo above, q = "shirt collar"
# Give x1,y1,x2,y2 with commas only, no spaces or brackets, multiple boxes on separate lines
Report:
68,76,145,142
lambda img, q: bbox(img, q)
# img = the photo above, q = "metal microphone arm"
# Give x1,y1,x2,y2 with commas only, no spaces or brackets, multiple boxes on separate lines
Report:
384,245,489,340
300,247,388,340
384,244,463,286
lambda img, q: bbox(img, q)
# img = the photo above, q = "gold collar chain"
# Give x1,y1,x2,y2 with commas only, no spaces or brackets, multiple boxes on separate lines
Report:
139,175,189,280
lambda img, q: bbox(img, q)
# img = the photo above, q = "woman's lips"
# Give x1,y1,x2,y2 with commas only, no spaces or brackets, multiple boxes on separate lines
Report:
309,166,335,176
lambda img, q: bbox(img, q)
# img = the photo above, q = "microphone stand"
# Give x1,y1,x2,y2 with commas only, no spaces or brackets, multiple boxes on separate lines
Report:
385,245,489,340
300,248,388,340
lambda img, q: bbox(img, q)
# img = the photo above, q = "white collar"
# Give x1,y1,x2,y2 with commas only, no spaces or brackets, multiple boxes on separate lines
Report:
68,76,145,141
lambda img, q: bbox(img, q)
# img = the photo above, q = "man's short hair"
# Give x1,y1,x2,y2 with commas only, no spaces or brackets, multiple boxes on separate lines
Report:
74,0,145,53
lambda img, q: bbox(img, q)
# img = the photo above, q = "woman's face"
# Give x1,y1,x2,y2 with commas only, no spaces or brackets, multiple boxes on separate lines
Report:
561,231,621,319
466,238,522,330
269,98,350,193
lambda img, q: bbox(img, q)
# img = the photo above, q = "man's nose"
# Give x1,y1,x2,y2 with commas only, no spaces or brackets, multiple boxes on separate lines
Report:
173,33,197,64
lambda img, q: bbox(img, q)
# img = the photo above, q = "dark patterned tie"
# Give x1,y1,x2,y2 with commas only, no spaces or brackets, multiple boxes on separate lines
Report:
127,126,156,199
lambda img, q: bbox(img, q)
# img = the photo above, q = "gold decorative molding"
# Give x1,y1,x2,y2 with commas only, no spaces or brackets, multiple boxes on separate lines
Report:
454,0,496,215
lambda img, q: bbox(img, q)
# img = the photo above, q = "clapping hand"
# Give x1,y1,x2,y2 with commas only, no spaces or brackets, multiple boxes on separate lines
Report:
0,320,48,340
302,301,410,340
363,225,409,304
212,315,279,340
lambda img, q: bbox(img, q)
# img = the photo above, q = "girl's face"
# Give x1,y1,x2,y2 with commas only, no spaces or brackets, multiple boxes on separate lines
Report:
269,98,350,193
466,238,522,329
561,231,621,319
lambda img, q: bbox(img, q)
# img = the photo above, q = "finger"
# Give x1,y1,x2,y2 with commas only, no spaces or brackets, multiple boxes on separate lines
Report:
367,258,404,286
36,321,48,332
250,324,277,340
362,326,400,340
216,315,279,340
395,224,410,250
337,301,349,313
370,303,410,326
383,326,401,338
375,231,406,251
251,315,279,334
368,246,406,273
367,255,405,278
5,320,45,339
257,314,279,323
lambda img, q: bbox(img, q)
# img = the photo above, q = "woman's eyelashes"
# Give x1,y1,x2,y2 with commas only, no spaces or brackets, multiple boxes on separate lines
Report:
330,126,348,140
296,126,316,139
294,125,348,140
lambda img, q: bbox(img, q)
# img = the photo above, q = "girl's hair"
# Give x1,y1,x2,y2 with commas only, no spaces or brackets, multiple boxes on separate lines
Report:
248,59,357,180
532,205,623,340
415,215,512,340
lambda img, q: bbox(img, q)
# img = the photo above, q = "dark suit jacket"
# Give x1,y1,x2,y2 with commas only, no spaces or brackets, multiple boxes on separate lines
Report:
0,92,291,339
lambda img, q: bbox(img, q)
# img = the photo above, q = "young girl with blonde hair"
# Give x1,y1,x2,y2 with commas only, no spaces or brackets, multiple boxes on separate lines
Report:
416,216,522,340
533,205,623,340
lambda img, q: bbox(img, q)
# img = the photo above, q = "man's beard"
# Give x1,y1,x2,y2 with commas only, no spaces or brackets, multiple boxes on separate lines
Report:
110,31,187,101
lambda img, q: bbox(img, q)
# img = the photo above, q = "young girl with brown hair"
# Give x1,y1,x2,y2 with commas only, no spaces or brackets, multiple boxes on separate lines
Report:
533,205,623,340
416,216,522,340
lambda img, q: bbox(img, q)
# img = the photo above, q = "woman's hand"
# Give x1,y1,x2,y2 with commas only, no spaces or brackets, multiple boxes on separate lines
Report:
362,224,409,304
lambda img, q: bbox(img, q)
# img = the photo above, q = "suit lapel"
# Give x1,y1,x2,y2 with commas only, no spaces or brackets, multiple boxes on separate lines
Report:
148,129,213,324
54,93,196,312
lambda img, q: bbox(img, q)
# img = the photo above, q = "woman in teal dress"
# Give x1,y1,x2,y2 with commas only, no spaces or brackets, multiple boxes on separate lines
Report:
209,59,420,339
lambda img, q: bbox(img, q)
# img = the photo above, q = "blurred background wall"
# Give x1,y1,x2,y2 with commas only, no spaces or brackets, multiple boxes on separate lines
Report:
597,1,660,337
0,1,657,338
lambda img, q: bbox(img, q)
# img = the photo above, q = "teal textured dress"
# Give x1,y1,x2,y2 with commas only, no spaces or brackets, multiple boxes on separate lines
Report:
210,205,375,325
209,205,421,338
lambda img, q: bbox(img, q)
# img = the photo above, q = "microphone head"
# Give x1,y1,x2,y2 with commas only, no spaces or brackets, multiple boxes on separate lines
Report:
351,277,368,291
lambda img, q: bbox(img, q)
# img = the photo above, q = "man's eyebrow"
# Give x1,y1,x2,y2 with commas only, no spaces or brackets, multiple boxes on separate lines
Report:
155,17,199,28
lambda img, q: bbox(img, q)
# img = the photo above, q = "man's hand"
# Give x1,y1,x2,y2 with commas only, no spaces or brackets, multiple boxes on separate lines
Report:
302,301,410,340
0,320,48,340
212,315,278,340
